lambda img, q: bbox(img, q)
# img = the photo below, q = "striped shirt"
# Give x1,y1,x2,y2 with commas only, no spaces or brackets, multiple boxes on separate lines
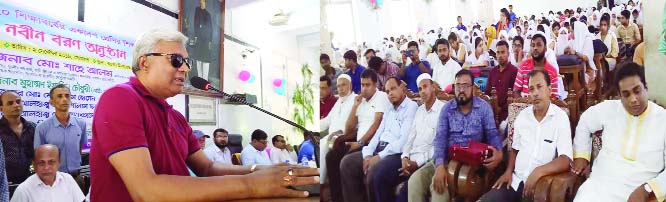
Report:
513,59,559,97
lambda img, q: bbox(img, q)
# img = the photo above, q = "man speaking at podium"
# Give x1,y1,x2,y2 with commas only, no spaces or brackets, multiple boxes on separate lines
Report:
90,30,318,202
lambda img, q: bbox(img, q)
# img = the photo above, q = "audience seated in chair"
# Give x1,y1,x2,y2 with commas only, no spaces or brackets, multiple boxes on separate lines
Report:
399,41,432,94
269,135,297,165
203,129,233,165
407,69,503,202
320,74,355,185
514,33,560,99
11,145,85,202
298,131,317,165
572,63,662,202
431,39,463,91
341,77,418,202
486,40,519,125
479,69,573,202
327,69,388,202
240,129,271,165
394,74,446,202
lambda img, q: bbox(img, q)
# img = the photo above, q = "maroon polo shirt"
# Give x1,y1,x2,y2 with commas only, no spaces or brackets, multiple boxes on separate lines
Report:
90,77,200,202
486,63,518,121
320,94,337,119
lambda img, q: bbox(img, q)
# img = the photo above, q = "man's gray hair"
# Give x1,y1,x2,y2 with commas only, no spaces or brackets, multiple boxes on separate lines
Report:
131,29,188,73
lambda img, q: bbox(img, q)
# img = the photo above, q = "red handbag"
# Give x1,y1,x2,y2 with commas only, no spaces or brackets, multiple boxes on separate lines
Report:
448,141,492,166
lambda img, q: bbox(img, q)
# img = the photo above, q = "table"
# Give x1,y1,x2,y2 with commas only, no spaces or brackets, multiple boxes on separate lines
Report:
227,196,320,202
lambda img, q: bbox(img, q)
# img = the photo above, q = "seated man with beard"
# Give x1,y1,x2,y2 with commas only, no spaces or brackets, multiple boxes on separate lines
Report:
204,128,232,165
408,69,504,201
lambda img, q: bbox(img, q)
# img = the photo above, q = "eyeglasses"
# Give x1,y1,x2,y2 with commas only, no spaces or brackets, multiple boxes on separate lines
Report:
455,83,473,90
144,53,191,69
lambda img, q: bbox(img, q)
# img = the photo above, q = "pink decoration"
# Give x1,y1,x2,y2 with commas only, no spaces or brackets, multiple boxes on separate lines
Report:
238,71,250,81
273,79,283,87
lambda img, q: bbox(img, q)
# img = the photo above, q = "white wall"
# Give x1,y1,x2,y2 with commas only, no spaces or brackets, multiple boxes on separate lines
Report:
223,0,319,146
643,0,666,106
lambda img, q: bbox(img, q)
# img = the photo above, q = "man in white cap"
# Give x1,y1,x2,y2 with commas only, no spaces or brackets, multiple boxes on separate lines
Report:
395,73,447,202
320,74,355,186
327,69,388,202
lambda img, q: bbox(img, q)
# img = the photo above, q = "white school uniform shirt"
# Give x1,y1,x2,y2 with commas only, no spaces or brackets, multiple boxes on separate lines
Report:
431,58,462,89
401,99,446,167
466,51,489,66
203,145,233,164
355,90,389,141
511,103,573,190
573,101,666,202
11,172,85,202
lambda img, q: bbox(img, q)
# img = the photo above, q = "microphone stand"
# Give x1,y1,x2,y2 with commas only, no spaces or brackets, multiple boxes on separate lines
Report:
204,87,311,133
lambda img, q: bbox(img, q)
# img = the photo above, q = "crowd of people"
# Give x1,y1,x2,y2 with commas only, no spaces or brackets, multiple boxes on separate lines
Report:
319,1,661,202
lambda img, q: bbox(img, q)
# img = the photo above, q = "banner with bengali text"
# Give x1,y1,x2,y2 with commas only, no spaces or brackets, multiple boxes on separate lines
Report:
0,2,135,151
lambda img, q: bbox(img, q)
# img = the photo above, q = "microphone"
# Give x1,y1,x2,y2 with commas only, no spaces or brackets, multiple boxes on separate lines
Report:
189,76,310,133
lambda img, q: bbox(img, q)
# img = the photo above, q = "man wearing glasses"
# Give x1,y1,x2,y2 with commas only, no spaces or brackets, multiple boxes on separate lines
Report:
241,129,272,165
90,30,318,202
409,69,503,201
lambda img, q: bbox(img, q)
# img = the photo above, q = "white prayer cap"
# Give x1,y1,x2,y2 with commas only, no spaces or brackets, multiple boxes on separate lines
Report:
416,73,432,85
337,74,351,82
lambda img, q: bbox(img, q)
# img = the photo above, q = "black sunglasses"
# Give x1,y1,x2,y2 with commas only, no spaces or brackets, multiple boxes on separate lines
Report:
143,53,191,69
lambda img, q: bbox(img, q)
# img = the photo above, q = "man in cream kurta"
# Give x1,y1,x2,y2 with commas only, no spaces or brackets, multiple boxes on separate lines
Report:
573,63,666,202
320,74,356,184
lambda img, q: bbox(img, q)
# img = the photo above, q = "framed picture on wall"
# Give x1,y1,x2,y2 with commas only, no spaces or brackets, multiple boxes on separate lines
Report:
186,95,217,124
179,0,225,96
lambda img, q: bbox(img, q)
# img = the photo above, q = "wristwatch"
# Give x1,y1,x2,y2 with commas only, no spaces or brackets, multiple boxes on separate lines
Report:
357,140,365,146
644,184,653,194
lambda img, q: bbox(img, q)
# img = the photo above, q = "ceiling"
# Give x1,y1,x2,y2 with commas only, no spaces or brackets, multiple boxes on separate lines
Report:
226,0,319,36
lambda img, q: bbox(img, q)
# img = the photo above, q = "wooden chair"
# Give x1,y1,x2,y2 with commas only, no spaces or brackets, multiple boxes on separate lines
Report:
505,94,579,202
559,64,585,128
585,53,605,109
474,85,501,129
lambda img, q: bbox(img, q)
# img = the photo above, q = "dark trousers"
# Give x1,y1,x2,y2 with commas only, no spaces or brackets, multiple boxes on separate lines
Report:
326,144,353,202
478,182,524,202
369,154,406,202
340,151,370,202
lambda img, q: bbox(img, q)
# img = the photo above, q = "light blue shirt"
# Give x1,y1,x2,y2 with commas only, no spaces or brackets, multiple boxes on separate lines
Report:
240,144,271,165
204,146,232,165
34,116,87,173
362,97,418,159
